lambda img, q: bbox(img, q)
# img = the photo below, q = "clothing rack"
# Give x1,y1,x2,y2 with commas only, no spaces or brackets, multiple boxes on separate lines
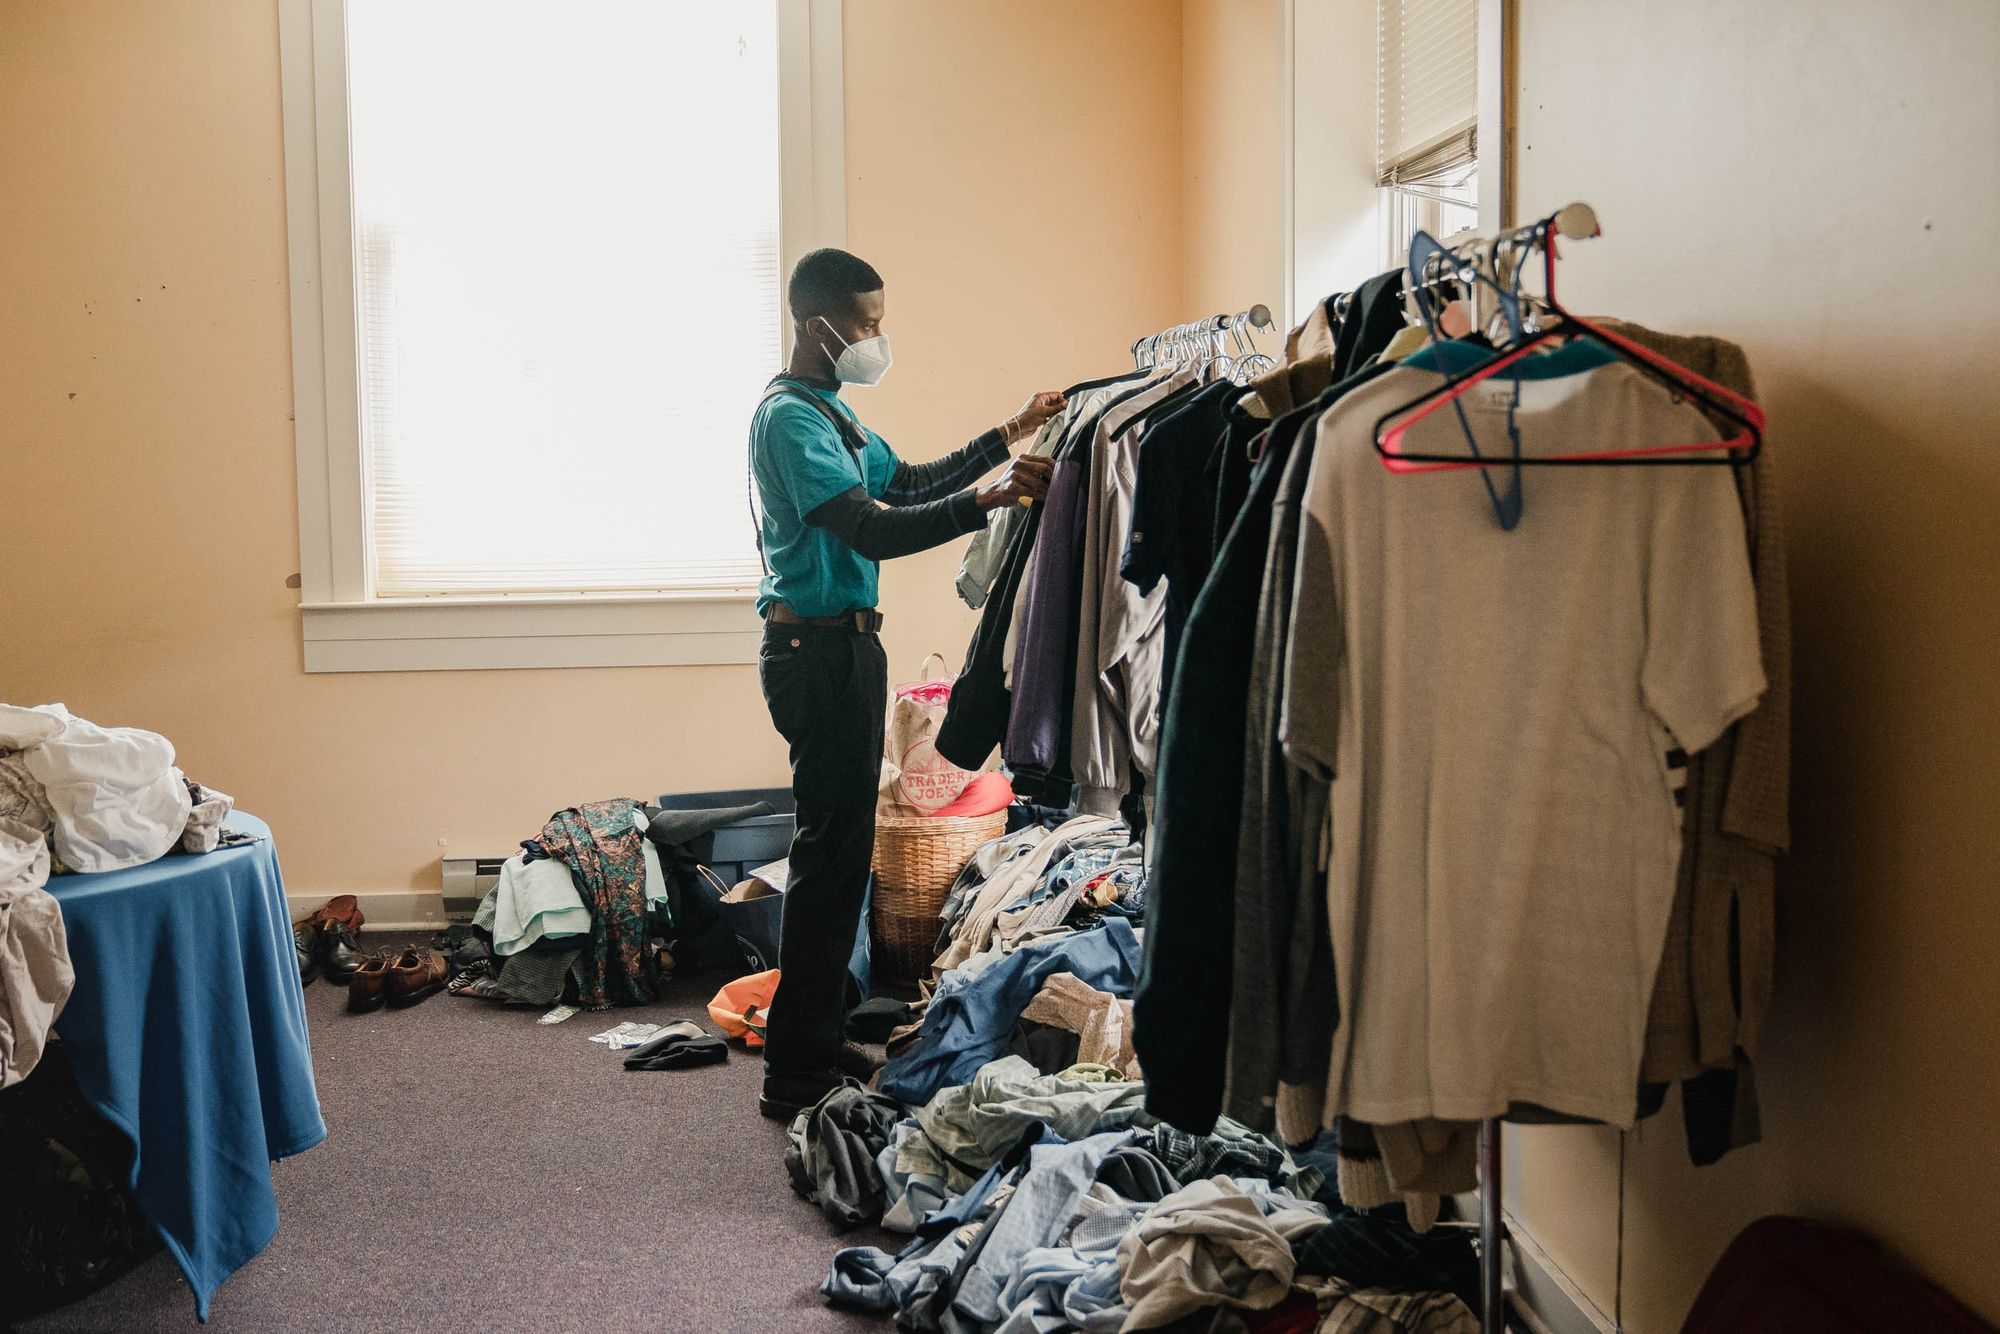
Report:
1398,200,1602,332
1131,304,1278,378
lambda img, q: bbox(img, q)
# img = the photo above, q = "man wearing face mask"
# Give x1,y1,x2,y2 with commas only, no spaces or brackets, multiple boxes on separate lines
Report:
748,247,1063,1119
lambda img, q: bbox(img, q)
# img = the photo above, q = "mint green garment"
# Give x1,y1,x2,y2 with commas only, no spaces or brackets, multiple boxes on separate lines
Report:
751,383,899,617
478,842,669,957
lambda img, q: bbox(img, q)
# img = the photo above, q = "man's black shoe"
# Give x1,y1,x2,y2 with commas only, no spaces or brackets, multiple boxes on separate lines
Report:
759,1066,841,1122
322,920,365,983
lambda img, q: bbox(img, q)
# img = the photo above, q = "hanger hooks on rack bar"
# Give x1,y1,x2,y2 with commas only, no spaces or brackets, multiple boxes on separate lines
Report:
1400,201,1603,339
1131,304,1276,375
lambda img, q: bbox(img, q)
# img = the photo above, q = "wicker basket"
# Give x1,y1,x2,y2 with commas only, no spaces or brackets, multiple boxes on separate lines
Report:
870,807,1007,987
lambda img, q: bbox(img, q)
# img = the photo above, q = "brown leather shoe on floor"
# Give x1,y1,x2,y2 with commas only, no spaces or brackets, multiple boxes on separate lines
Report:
347,953,391,1013
385,948,449,1008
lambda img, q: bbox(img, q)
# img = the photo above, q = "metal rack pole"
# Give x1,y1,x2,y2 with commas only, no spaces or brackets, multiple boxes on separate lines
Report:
1480,1116,1506,1334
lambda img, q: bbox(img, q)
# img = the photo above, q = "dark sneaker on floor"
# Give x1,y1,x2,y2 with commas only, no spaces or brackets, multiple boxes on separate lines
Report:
430,923,477,953
446,958,492,994
759,1067,841,1122
834,1040,885,1082
322,921,365,983
294,923,322,985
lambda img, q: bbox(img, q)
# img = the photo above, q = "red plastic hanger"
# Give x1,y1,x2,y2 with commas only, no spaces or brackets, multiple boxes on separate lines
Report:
1374,219,1765,475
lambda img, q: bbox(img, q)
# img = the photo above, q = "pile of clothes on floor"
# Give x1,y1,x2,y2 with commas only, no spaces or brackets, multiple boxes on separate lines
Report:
1,702,243,1089
445,795,775,1011
784,811,1481,1332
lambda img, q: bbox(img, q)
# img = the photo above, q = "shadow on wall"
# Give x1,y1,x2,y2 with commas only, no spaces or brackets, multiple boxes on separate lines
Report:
1749,362,2000,1271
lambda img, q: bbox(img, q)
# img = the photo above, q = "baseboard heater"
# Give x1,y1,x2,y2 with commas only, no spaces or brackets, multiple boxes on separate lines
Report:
440,856,508,922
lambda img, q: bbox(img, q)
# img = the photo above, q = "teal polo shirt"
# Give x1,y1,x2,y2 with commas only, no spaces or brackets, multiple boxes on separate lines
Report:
751,382,900,618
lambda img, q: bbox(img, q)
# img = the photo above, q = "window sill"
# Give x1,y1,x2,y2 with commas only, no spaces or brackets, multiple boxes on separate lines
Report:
300,591,763,673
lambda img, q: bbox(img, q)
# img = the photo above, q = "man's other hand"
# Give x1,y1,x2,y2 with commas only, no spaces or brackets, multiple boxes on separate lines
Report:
975,454,1055,509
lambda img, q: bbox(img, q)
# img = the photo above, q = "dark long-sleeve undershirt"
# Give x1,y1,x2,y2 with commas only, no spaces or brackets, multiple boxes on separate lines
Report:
799,427,1009,561
881,429,1010,504
805,486,987,560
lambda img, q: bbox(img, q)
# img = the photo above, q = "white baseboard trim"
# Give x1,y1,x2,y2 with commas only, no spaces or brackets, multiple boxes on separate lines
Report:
287,890,447,932
1506,1209,1620,1334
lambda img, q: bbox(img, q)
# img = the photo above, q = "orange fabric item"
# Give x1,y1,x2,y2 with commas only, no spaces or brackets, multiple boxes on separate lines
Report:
928,771,1014,820
706,969,779,1048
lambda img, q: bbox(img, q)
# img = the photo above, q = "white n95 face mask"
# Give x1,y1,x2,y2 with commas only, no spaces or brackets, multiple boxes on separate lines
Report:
819,320,893,387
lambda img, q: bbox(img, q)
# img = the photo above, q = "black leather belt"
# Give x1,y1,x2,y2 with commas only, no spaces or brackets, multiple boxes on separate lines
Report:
768,604,884,633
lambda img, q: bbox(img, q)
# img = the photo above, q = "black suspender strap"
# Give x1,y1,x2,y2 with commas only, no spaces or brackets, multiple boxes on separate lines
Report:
746,378,869,574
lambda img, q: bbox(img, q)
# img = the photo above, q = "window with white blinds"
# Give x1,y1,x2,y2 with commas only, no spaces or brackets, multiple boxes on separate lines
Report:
345,1,780,597
1376,0,1479,194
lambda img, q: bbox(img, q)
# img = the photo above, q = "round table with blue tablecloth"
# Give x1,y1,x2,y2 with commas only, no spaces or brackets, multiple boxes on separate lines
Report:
41,813,326,1320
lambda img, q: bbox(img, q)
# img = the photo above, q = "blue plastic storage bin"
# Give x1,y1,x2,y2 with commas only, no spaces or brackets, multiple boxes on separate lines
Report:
653,787,796,886
652,787,870,996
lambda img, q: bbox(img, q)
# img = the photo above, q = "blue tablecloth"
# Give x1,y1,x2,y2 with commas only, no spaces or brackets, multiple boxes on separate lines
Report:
43,813,326,1319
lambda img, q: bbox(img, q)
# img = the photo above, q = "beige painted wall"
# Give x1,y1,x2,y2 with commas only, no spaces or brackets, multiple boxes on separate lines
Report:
1181,0,1284,324
1504,3,2000,1327
1287,0,1380,318
848,0,1184,706
0,0,1184,902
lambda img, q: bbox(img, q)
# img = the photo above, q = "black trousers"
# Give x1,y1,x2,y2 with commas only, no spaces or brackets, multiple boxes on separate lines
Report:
758,620,887,1075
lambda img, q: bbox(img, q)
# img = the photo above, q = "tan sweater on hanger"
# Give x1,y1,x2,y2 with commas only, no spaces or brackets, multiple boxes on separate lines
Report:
1601,320,1792,1084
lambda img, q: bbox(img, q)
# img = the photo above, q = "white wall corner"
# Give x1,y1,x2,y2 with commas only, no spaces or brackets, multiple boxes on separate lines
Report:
1505,1211,1622,1334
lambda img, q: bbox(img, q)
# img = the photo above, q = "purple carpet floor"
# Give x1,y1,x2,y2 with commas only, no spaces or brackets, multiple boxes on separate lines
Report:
22,934,889,1333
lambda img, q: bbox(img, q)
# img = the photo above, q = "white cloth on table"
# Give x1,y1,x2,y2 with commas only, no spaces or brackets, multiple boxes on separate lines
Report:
0,703,65,750
16,704,191,873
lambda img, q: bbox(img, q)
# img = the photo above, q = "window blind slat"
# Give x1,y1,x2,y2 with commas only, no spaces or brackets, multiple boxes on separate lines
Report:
1377,0,1479,183
346,1,781,598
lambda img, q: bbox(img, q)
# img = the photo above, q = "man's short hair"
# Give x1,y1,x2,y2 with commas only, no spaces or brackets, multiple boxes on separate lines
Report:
787,247,883,323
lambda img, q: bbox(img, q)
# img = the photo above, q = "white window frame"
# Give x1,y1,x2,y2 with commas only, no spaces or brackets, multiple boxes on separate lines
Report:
1475,0,1514,234
1280,0,1510,325
278,0,844,672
